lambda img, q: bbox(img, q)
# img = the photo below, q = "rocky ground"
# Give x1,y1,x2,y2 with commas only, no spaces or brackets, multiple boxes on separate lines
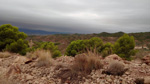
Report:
0,53,150,84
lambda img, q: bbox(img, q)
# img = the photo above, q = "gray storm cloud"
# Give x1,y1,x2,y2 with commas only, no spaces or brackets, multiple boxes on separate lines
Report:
0,0,150,33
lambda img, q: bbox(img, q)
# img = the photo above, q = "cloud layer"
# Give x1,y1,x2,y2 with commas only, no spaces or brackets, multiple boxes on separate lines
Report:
0,0,150,33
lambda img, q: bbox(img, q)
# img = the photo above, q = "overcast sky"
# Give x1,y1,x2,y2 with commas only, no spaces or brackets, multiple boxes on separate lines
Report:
0,0,150,33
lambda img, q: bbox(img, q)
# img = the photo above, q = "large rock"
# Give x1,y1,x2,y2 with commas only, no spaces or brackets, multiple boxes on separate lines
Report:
142,55,150,65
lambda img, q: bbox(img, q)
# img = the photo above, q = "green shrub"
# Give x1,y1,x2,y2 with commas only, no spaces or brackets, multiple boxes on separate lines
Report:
32,42,61,58
5,39,29,55
65,40,86,56
113,34,136,60
65,37,104,56
86,37,103,52
0,24,28,55
102,42,114,57
52,50,61,58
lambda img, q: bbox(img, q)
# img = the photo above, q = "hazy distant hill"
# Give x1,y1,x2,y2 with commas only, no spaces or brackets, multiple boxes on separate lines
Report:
19,28,69,35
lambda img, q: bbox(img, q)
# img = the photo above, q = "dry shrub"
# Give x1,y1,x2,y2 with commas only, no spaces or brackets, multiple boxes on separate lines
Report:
56,51,103,84
104,61,127,76
0,51,11,58
72,52,103,74
30,50,53,67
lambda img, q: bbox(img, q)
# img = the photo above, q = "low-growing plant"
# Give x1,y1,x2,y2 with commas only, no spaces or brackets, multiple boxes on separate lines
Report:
104,61,127,76
72,51,103,74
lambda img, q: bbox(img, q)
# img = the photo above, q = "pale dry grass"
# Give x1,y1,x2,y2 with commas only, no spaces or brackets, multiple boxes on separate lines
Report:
26,49,53,67
0,51,11,58
72,52,103,74
57,51,103,83
33,50,53,67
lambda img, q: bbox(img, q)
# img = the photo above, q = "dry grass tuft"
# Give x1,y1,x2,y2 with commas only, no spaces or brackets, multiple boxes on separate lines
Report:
72,52,103,74
28,50,53,67
0,51,11,58
56,51,103,84
104,61,126,76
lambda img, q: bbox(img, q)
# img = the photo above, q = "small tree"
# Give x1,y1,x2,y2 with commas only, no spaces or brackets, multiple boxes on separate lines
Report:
114,34,136,60
0,24,28,55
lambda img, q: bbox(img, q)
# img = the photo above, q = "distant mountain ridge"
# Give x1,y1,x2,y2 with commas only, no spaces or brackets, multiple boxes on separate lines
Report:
19,28,69,35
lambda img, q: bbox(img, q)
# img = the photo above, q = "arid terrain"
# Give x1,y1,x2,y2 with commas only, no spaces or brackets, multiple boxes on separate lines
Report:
1,25,150,84
0,51,150,84
1,0,150,83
